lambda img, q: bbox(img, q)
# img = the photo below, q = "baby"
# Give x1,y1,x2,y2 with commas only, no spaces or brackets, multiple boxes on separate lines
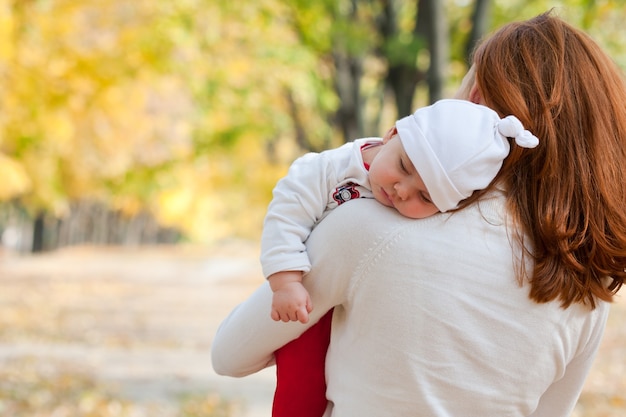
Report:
261,99,539,323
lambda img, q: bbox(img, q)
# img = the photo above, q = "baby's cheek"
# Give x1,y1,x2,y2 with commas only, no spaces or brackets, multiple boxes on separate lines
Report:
372,191,391,208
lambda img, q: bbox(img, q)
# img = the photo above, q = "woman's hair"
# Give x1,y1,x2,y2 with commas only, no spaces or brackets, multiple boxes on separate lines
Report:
472,11,626,308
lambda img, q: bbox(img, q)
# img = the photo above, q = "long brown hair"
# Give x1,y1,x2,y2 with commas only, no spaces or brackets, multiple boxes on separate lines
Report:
472,11,626,308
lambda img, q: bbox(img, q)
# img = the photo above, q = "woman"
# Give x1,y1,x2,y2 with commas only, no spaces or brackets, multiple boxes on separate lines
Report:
211,11,626,416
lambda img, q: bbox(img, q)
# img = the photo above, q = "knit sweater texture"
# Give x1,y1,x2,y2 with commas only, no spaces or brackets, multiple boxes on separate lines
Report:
213,186,608,417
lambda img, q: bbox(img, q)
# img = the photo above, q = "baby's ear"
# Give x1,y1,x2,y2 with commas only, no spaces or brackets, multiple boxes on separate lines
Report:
383,126,397,143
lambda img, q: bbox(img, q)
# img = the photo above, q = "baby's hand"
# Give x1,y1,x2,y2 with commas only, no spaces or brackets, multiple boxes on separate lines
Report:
268,271,313,323
271,282,313,323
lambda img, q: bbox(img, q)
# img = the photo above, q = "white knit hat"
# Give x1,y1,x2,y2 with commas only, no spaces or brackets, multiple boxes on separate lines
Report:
395,99,539,212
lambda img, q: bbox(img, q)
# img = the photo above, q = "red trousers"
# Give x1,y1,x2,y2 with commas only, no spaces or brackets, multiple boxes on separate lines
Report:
272,309,334,417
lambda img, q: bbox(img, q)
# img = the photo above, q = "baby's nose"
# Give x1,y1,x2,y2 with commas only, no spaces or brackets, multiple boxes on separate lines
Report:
394,183,408,200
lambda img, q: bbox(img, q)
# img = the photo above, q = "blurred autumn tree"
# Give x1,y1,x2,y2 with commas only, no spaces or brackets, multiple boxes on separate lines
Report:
0,0,197,249
0,0,624,251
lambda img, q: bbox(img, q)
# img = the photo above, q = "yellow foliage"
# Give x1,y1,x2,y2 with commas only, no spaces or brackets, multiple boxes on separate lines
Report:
153,128,299,243
0,153,32,200
0,1,14,61
41,111,76,155
0,0,196,207
111,195,144,217
2,0,626,244
78,77,193,179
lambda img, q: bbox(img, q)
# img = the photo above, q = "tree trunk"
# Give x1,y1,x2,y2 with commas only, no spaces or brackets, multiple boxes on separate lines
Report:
465,0,492,63
332,45,363,143
31,211,45,253
417,0,448,103
379,0,424,119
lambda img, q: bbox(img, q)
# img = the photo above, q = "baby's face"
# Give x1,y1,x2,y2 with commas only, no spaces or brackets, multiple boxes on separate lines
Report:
368,135,439,219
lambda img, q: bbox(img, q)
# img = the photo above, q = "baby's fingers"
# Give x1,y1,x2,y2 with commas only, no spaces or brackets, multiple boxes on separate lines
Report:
271,309,281,322
296,307,310,324
271,306,291,322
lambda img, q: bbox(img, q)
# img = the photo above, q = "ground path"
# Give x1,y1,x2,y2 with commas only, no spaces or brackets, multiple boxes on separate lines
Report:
0,241,274,417
0,241,624,416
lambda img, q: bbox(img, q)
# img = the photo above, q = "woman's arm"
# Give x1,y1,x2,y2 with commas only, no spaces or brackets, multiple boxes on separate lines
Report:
212,198,396,377
528,303,609,417
211,275,346,377
211,281,321,376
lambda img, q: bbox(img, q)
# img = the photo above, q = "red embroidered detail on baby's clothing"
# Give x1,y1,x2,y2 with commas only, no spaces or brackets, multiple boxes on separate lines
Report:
332,182,360,204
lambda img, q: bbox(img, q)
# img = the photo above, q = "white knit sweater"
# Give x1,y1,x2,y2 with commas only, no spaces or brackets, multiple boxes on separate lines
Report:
212,194,609,417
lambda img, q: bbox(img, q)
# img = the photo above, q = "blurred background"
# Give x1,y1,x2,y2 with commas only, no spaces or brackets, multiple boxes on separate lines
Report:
0,0,625,416
3,0,626,251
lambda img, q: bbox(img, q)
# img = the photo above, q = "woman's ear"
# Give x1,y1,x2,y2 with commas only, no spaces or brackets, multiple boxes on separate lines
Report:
468,84,483,104
454,66,476,100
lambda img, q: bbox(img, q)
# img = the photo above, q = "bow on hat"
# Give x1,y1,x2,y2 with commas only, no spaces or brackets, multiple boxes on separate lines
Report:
497,115,540,148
